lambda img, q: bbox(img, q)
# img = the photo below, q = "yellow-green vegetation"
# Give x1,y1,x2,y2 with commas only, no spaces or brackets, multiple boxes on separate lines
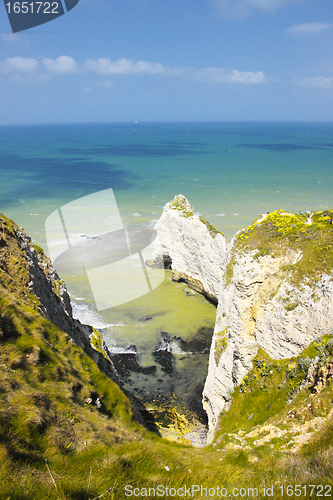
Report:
235,209,333,288
89,328,109,361
33,244,44,255
0,215,36,304
145,405,196,444
199,216,223,238
0,212,64,307
168,196,223,236
210,341,333,497
282,296,299,312
216,337,333,437
0,286,138,498
214,328,229,364
224,254,235,286
168,195,194,218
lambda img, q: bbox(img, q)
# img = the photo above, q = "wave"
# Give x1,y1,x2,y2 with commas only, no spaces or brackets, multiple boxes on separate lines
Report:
104,340,137,355
71,300,114,329
149,218,158,227
69,294,86,301
170,341,192,355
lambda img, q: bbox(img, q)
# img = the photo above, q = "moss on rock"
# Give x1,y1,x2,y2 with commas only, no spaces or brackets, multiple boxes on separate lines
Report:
233,209,333,288
168,194,194,218
214,328,229,365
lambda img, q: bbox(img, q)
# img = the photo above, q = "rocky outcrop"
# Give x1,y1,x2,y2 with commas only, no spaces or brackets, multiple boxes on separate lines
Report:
152,195,230,300
171,271,218,305
153,197,333,442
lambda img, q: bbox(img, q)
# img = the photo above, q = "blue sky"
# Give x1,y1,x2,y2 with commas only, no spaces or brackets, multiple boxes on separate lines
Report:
0,0,332,123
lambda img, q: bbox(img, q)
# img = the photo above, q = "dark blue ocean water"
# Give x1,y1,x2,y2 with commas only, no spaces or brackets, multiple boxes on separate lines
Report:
1,122,333,245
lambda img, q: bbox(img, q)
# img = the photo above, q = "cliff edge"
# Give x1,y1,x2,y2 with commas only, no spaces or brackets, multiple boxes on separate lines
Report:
153,196,333,441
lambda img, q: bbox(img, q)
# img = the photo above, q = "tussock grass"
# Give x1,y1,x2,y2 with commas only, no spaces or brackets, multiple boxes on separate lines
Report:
0,286,332,499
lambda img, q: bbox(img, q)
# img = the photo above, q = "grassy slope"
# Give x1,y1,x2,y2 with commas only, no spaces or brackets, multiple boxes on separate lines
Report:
1,291,332,500
233,209,333,287
0,211,333,499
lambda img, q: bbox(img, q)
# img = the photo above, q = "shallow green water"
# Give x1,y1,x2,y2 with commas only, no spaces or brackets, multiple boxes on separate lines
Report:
70,271,216,419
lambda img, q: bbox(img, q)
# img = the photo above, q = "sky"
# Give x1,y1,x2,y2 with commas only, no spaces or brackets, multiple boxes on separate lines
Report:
0,0,332,123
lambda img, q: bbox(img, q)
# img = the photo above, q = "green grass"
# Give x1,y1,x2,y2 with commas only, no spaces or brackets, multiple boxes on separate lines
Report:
0,285,332,499
0,212,65,308
215,339,333,439
234,209,333,289
89,328,109,361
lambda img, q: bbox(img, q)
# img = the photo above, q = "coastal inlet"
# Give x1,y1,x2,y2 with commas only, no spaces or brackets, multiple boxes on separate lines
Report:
70,270,216,442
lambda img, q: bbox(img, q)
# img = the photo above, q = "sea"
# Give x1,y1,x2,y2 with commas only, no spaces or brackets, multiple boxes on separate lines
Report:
1,121,332,424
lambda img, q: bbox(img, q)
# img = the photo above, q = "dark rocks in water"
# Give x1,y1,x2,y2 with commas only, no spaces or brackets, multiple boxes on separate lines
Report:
159,331,173,349
153,331,175,375
140,315,153,321
111,350,157,377
174,326,213,354
145,254,172,270
163,254,172,269
179,337,209,354
153,350,174,375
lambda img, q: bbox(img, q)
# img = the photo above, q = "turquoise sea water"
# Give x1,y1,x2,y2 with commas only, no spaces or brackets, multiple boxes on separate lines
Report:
1,122,333,243
1,122,332,421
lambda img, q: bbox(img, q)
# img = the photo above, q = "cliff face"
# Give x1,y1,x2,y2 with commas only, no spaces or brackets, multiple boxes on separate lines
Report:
153,197,333,441
0,213,118,382
153,195,230,300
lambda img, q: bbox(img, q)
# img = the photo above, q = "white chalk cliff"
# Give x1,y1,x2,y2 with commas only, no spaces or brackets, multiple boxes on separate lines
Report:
153,195,333,442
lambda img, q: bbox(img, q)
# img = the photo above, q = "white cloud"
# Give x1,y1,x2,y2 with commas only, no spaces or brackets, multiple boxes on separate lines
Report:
211,0,303,19
197,67,266,84
0,57,39,73
0,54,267,87
300,77,333,89
86,58,265,84
42,56,78,73
286,23,333,37
85,58,164,75
82,86,92,93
